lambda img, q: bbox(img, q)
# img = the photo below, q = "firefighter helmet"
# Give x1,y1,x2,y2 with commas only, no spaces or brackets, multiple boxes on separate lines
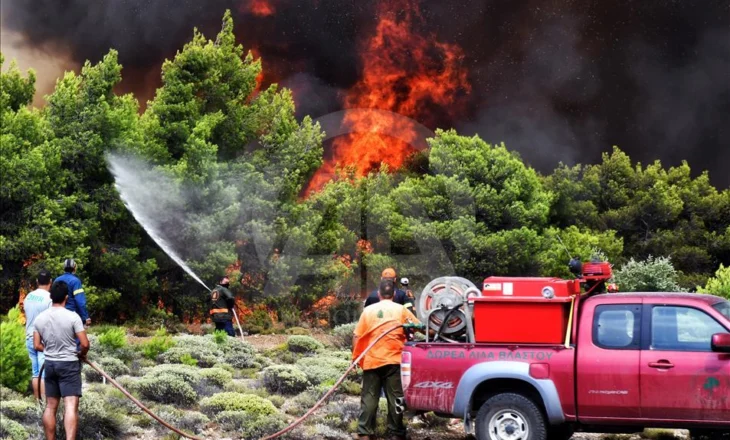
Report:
63,258,77,272
381,268,396,279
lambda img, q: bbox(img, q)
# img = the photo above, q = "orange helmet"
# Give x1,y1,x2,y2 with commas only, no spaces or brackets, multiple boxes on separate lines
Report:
381,268,396,279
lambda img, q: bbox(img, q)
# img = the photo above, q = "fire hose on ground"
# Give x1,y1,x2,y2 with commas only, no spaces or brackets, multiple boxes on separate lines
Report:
34,323,419,440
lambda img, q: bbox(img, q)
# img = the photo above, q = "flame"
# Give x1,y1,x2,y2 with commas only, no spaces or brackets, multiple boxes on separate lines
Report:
248,0,275,17
304,0,470,195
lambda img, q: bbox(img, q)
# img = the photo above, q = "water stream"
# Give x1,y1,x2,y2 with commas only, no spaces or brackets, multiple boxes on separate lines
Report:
107,153,211,292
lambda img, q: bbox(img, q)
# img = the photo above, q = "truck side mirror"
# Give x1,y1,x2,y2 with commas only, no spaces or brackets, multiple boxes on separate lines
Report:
711,333,730,353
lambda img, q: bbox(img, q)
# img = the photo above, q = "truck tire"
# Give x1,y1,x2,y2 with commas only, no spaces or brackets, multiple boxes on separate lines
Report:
475,393,547,440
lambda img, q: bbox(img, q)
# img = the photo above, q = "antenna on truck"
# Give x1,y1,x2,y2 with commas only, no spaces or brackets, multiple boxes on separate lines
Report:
556,235,583,278
555,235,573,260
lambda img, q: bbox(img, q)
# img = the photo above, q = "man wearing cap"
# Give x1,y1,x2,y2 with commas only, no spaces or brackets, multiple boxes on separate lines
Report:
209,276,236,337
352,278,422,440
55,259,90,327
364,268,415,312
22,269,53,398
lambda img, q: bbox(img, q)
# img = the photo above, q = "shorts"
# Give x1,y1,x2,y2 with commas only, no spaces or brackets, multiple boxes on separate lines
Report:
26,338,45,378
44,360,82,398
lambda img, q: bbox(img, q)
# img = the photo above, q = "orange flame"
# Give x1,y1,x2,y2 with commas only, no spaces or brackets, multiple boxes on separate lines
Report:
305,0,470,195
248,0,275,17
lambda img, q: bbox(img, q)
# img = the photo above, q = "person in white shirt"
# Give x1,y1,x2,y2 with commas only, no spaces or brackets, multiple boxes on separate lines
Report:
22,269,53,398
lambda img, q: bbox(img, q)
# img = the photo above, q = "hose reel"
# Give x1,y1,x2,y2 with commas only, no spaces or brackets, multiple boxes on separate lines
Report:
416,276,480,342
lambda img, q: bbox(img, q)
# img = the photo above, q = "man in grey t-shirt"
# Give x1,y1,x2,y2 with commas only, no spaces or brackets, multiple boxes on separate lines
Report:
34,280,90,440
23,269,52,399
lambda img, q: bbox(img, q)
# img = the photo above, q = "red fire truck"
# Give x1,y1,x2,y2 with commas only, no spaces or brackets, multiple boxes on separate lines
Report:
402,261,730,440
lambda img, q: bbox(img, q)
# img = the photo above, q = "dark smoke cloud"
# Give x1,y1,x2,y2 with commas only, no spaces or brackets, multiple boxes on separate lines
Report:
2,0,729,187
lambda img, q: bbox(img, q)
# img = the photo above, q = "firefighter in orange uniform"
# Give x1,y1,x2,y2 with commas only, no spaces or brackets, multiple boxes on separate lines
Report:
352,278,422,440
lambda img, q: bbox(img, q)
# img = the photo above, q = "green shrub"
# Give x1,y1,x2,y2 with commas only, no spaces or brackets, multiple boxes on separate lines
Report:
130,325,153,337
0,399,37,424
697,263,730,299
215,411,288,439
159,346,219,367
255,354,274,368
199,392,278,417
286,335,324,353
296,363,344,385
58,392,127,439
213,330,228,344
282,389,318,416
320,399,360,430
304,423,351,440
130,357,156,375
243,308,274,334
104,386,142,416
84,357,130,382
340,380,362,396
213,362,235,374
262,364,310,394
268,394,286,408
140,327,175,360
179,353,199,366
0,386,23,401
178,411,210,434
200,367,233,388
0,307,31,393
0,418,28,440
116,375,140,393
332,323,357,349
148,404,182,429
97,326,127,350
223,350,257,369
144,364,201,385
286,327,311,335
138,373,198,406
165,334,225,362
614,256,684,292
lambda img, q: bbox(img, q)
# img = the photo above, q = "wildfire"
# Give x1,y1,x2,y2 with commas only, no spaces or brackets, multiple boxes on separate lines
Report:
304,0,470,195
248,0,275,17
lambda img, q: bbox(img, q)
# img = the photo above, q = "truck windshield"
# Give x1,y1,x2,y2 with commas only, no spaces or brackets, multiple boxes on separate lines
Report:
713,301,730,321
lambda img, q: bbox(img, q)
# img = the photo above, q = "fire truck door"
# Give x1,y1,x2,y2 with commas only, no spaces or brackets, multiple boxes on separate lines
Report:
640,304,730,422
577,303,642,421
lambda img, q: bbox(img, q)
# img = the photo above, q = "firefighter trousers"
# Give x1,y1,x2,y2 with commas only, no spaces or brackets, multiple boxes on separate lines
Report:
358,364,406,437
214,320,235,337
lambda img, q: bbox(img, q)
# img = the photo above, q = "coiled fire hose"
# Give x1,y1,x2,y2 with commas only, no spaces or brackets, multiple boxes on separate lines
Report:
34,323,419,440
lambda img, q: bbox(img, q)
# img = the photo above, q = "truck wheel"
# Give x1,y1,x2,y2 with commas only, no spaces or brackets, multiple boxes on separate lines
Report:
475,393,547,440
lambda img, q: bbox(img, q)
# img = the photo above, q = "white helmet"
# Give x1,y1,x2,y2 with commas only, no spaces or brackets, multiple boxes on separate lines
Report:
400,277,409,286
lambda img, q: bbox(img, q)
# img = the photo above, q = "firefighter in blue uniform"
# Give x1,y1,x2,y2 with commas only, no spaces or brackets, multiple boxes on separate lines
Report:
364,268,416,342
56,259,90,326
364,268,415,312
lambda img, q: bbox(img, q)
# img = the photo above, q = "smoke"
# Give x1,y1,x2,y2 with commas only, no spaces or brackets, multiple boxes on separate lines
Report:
0,27,77,107
2,0,729,187
106,152,211,290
